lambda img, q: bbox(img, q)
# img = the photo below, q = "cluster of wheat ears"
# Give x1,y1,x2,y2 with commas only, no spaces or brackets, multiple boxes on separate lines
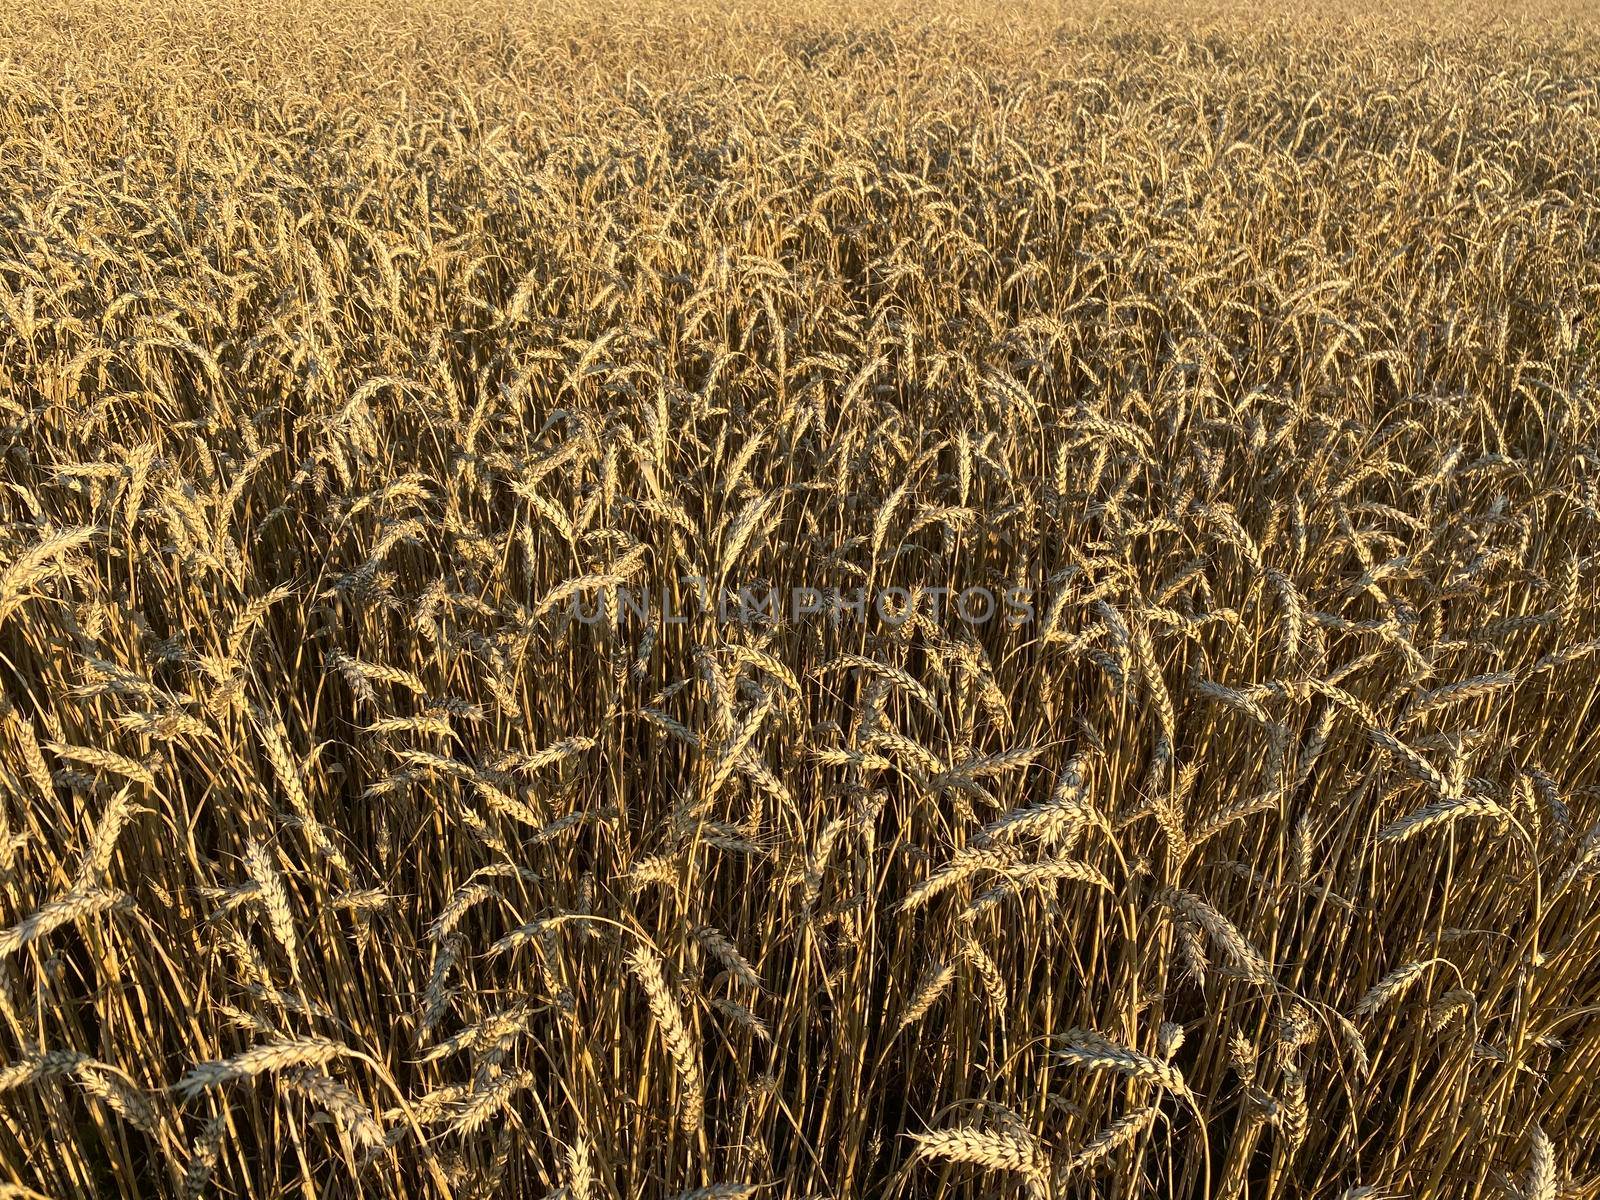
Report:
0,0,1598,1196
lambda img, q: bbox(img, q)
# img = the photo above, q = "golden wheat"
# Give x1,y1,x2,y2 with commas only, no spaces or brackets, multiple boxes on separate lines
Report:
0,0,1597,1195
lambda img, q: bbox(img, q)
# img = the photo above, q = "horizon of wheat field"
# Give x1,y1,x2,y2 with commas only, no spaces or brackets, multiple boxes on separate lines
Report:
1,0,1599,1197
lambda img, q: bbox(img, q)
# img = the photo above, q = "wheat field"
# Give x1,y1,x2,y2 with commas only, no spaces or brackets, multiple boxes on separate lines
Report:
1,0,1598,1196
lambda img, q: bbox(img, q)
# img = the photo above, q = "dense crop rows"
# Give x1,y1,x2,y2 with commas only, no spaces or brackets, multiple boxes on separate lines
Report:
2,0,1599,1196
